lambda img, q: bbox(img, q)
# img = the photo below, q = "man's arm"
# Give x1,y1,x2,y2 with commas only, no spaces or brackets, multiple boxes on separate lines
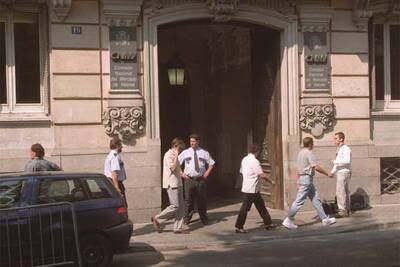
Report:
203,164,214,179
203,151,215,179
315,164,330,176
110,156,121,192
168,149,179,172
49,161,62,171
111,170,121,193
24,161,34,172
255,160,267,179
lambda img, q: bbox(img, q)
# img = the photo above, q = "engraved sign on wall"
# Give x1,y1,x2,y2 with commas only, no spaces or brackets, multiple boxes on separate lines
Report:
304,32,330,89
110,27,137,90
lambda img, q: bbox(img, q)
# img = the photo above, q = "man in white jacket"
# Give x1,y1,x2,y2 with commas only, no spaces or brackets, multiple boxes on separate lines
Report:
152,138,188,233
329,132,352,217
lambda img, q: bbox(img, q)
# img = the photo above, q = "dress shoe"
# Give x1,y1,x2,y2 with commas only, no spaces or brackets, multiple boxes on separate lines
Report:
151,216,161,233
202,220,209,225
235,228,248,234
265,223,278,230
338,210,350,218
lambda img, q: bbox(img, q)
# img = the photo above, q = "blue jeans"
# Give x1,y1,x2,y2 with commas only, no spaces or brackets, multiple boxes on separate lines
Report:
287,175,328,220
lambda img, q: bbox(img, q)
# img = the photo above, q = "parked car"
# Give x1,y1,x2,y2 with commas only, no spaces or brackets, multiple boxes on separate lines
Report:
0,172,133,267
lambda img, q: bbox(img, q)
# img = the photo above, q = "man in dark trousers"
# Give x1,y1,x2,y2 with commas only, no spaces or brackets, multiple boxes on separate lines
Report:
104,137,128,205
235,144,275,233
24,143,62,172
179,134,215,225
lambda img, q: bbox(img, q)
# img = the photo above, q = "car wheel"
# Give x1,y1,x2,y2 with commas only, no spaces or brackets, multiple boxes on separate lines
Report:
80,234,113,267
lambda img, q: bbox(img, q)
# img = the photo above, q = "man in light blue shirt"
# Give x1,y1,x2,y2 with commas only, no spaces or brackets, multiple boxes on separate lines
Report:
104,137,127,205
179,134,215,225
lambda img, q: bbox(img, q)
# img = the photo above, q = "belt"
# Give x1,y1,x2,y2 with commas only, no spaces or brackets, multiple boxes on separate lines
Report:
188,176,203,181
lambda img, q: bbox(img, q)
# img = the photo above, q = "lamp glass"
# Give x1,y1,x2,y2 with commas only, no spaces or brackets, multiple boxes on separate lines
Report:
176,68,185,85
168,68,177,85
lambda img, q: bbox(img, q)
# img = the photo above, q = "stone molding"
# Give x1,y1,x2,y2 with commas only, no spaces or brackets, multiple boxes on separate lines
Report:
50,0,72,22
143,0,298,17
299,6,333,32
102,0,142,26
102,106,145,142
368,0,400,15
300,104,335,138
353,0,400,30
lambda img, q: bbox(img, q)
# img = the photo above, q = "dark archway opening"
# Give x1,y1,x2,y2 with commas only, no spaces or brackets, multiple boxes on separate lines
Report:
158,20,282,209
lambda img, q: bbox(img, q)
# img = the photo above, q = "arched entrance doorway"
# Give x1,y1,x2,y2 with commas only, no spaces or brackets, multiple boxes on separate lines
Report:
143,6,300,210
158,20,282,208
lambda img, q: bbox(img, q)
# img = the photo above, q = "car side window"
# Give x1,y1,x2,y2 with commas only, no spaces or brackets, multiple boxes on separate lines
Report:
37,178,87,204
82,178,112,199
0,179,25,209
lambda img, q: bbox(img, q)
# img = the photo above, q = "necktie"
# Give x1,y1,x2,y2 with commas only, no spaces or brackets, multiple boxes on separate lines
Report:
194,149,200,172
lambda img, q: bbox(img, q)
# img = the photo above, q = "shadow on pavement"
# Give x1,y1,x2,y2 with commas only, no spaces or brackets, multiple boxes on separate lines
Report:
134,224,159,236
113,243,164,267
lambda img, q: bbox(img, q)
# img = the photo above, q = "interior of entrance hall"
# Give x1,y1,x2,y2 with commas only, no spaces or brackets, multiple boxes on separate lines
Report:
158,20,282,208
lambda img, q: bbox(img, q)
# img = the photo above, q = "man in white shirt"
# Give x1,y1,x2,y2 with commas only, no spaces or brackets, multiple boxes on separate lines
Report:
179,134,215,225
151,138,188,234
329,132,352,217
104,137,127,205
234,144,275,233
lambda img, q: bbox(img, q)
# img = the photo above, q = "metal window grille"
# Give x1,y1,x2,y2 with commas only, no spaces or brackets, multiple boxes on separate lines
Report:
381,157,400,194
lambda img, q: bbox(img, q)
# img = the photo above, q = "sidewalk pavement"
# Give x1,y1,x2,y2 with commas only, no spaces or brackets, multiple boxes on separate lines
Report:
130,199,400,252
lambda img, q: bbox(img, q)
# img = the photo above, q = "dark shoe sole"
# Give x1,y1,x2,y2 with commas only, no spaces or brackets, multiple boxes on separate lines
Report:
265,223,278,230
174,230,190,234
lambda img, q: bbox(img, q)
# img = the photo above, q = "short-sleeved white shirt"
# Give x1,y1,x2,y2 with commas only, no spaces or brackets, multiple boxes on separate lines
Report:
240,153,264,193
178,147,215,178
104,150,126,181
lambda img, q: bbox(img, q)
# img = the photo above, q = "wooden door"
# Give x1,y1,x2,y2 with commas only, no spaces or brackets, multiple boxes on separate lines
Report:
251,27,283,209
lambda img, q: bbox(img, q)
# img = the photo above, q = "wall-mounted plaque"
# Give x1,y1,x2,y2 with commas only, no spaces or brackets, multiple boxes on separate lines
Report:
110,26,137,90
304,32,330,90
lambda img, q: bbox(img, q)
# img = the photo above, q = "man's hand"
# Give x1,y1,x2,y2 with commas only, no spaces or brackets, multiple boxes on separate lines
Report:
181,172,190,179
172,147,179,157
259,172,268,180
328,172,334,178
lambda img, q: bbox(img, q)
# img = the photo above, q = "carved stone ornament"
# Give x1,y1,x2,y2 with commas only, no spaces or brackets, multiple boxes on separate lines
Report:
51,0,72,22
353,0,373,31
299,104,335,138
102,106,145,142
206,0,239,21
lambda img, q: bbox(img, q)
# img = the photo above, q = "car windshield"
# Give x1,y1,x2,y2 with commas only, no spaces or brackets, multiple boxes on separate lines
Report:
0,180,24,209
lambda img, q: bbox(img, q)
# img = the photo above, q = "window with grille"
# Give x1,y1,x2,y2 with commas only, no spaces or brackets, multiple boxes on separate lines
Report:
381,157,400,194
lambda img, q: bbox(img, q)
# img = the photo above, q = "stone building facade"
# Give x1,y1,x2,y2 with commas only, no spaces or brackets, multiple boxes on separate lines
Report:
0,0,399,222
